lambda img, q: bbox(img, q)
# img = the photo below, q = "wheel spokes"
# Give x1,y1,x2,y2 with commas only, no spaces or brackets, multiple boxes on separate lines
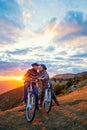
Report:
26,94,36,122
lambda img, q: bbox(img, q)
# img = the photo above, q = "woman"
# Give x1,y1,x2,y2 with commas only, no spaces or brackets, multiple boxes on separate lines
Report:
38,64,60,106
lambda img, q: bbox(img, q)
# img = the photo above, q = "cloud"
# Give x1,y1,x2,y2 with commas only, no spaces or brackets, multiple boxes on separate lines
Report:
54,11,87,43
45,46,55,52
0,60,31,76
0,35,15,45
64,11,84,24
29,11,87,48
71,52,87,58
31,17,57,37
0,0,24,45
0,0,24,28
6,48,31,56
0,19,20,45
0,1,87,76
49,17,57,24
0,60,19,76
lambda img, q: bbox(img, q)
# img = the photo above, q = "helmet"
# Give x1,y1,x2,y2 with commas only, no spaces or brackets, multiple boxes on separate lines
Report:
40,64,47,70
31,62,39,66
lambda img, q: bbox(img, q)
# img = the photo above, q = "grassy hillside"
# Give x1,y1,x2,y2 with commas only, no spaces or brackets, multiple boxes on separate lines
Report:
0,86,23,111
51,72,87,95
0,86,87,130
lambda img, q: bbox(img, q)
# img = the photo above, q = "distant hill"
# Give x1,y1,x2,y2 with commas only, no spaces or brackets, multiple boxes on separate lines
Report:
53,71,87,79
53,73,76,79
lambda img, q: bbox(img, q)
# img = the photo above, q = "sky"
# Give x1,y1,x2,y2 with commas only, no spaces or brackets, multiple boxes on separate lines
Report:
0,0,87,79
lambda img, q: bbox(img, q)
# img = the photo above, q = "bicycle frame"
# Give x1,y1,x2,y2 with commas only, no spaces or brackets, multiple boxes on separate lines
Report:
27,82,33,109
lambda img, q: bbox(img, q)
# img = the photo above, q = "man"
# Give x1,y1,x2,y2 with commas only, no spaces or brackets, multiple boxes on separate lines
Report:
23,63,39,109
38,64,60,106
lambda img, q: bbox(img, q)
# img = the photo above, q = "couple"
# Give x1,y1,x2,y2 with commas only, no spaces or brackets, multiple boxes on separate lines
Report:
24,63,59,110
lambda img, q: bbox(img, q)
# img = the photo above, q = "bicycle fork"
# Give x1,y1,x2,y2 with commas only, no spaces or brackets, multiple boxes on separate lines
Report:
44,89,51,102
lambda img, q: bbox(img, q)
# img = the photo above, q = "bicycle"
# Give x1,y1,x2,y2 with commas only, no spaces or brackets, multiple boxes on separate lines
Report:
26,80,52,122
26,80,37,122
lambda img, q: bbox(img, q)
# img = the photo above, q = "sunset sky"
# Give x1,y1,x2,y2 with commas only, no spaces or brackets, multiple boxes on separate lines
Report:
0,0,87,80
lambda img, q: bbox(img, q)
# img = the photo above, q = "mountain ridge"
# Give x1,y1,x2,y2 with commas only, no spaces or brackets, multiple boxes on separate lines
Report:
52,71,87,79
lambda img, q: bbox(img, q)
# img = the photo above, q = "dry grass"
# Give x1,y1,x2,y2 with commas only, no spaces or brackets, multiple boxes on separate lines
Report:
0,86,87,130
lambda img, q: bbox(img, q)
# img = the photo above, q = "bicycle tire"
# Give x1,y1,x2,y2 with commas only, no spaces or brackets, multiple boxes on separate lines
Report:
26,92,36,122
44,89,52,113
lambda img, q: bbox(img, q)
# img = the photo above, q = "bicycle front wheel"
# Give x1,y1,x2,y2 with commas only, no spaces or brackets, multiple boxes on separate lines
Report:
26,92,36,122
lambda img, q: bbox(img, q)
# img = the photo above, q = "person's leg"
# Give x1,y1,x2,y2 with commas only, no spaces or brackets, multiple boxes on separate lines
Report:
51,89,60,105
24,82,29,103
33,85,38,109
39,87,46,105
50,82,60,106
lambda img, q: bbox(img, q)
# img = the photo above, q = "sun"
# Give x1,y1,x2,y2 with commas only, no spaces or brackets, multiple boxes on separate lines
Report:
16,75,23,81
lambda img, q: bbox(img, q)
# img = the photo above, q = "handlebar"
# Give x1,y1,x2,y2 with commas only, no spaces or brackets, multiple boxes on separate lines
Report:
28,78,38,83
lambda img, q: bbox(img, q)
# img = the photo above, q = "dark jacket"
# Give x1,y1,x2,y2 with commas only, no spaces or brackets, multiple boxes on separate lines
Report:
24,68,38,85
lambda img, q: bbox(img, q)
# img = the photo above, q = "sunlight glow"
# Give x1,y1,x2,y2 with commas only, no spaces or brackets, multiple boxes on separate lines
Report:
16,75,24,81
0,75,24,81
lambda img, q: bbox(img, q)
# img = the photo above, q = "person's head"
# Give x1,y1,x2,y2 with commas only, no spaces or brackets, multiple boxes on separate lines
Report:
31,63,39,70
38,64,47,72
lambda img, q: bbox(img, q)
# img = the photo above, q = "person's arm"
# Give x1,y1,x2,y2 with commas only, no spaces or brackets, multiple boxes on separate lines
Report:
39,71,49,80
44,71,49,79
38,77,44,80
23,70,30,81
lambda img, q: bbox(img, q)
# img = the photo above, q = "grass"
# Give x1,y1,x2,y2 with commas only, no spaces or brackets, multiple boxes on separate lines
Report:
0,86,87,130
0,86,23,111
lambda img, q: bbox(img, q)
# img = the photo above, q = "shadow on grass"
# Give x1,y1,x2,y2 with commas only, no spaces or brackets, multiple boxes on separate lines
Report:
51,108,87,130
67,100,87,106
0,105,86,130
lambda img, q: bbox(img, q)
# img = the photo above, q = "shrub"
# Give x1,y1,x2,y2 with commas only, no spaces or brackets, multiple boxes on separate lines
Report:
54,84,67,95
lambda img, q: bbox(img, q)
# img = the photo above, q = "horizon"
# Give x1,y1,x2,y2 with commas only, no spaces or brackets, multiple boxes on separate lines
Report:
0,0,87,81
0,70,86,81
0,71,87,94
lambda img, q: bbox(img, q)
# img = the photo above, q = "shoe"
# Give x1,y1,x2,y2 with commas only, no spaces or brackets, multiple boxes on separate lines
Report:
56,102,60,106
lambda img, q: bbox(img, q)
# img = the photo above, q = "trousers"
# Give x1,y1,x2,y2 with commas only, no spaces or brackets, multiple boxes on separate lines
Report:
40,86,58,104
24,82,38,108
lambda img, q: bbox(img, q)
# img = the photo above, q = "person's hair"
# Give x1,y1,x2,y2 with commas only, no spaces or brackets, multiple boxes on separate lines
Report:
40,64,47,70
31,63,39,66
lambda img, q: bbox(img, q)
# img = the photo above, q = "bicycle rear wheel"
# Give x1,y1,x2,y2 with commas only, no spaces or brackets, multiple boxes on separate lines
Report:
26,92,36,122
44,89,52,113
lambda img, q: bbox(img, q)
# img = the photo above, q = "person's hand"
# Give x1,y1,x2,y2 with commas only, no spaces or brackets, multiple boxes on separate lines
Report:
38,77,44,80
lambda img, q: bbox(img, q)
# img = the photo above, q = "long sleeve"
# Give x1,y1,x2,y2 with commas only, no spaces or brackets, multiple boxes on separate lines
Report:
38,70,49,87
23,68,38,82
39,70,49,79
